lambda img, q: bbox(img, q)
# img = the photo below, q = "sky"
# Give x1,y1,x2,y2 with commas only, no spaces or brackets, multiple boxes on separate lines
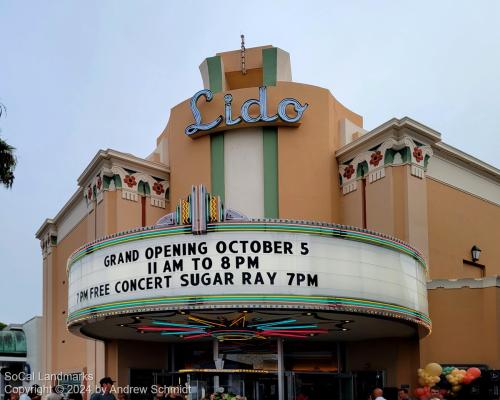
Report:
1,1,499,324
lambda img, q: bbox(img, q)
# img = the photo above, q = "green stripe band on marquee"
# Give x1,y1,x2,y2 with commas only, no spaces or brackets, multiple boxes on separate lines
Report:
67,293,431,331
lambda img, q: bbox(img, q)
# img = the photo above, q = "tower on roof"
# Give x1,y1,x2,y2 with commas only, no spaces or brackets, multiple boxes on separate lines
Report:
199,45,292,91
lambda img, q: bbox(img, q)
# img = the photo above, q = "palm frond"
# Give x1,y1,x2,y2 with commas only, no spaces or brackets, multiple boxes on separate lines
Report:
0,137,16,188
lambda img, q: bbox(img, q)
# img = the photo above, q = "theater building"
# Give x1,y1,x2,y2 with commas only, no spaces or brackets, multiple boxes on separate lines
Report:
35,45,500,400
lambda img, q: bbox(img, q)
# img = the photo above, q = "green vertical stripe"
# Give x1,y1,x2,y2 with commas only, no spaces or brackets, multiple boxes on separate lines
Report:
262,47,278,86
206,56,223,93
263,127,279,218
207,56,225,201
211,133,225,202
263,48,279,217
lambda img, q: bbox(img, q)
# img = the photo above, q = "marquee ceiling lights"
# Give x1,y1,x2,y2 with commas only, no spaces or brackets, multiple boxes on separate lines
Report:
126,312,351,341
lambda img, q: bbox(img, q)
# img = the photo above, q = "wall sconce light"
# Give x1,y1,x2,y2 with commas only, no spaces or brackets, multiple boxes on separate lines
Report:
471,245,481,263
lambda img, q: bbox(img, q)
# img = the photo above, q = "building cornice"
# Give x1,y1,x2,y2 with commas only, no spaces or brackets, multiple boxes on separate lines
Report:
336,117,442,160
76,148,170,210
336,118,435,194
35,218,56,240
36,188,84,238
336,116,500,197
433,142,500,184
77,149,170,186
35,218,58,259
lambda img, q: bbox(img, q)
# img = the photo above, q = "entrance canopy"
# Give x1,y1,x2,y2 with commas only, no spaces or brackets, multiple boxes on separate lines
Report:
0,330,26,357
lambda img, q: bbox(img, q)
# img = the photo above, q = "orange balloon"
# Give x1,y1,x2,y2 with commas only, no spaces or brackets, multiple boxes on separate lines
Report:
468,367,481,379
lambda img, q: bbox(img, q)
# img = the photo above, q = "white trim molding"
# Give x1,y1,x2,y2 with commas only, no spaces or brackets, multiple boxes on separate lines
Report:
428,276,500,290
426,142,500,206
427,155,500,206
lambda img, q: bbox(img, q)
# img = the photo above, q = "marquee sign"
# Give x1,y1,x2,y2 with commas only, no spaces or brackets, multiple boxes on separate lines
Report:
185,86,308,137
67,220,430,331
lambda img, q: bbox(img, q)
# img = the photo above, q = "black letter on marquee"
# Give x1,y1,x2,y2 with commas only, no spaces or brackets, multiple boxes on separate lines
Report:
247,256,259,269
308,274,318,287
242,272,251,285
300,242,309,255
148,262,157,275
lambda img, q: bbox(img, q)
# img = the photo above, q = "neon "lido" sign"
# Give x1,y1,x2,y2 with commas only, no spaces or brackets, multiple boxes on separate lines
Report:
185,86,308,137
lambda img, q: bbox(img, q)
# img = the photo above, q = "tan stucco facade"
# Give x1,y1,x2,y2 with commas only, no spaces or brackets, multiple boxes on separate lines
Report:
36,45,500,397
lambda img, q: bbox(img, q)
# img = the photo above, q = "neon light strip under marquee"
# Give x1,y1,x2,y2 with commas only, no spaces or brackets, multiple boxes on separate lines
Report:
67,293,431,331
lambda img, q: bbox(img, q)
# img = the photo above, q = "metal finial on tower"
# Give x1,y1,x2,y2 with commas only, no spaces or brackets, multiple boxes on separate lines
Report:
240,34,247,75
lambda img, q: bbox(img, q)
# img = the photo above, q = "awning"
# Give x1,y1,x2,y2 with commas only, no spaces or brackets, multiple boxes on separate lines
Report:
0,330,27,356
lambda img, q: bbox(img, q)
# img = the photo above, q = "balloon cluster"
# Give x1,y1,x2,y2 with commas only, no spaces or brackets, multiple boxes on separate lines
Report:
415,364,483,398
418,363,442,386
445,367,481,393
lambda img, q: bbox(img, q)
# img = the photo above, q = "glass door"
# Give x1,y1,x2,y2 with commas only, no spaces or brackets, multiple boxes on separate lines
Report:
185,372,278,400
286,372,353,400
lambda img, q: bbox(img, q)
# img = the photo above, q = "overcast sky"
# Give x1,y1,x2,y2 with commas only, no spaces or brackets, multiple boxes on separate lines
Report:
1,1,499,324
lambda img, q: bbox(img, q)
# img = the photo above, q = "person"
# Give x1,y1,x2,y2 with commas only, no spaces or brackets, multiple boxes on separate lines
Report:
154,386,165,400
165,387,183,400
372,388,387,400
19,387,30,400
117,393,127,400
45,386,62,400
67,392,83,400
28,385,42,400
9,390,20,400
9,388,19,400
398,388,410,400
90,377,116,400
429,387,442,399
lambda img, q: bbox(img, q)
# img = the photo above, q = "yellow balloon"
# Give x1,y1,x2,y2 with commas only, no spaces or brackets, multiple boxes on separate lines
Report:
425,362,443,376
452,385,462,392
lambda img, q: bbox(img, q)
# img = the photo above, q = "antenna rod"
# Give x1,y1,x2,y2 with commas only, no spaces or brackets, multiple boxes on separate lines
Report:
240,34,247,75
